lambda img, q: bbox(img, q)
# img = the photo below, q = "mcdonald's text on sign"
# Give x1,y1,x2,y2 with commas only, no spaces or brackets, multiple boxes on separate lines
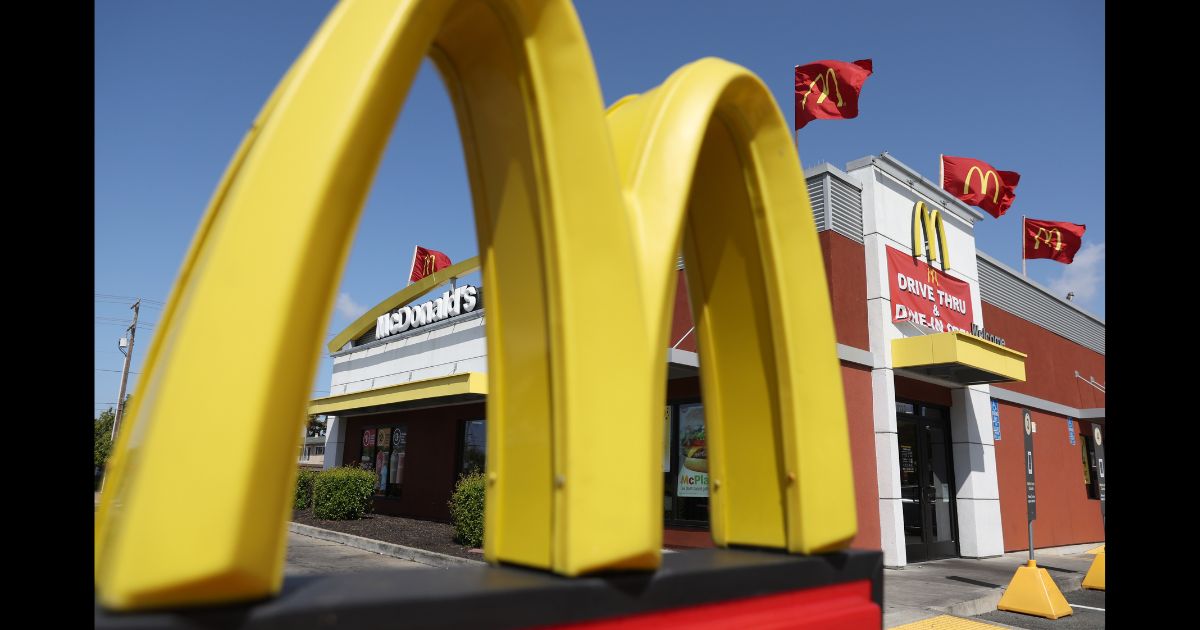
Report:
375,285,479,340
887,246,973,333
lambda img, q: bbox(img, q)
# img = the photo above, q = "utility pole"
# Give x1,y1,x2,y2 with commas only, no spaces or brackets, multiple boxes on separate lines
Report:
111,299,140,443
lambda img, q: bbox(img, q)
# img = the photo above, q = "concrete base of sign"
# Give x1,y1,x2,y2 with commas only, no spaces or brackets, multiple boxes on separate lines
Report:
1085,544,1105,555
996,560,1073,620
1082,552,1105,591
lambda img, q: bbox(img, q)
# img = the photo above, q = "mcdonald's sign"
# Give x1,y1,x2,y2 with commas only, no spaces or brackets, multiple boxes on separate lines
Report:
94,0,858,613
888,246,973,334
912,200,950,272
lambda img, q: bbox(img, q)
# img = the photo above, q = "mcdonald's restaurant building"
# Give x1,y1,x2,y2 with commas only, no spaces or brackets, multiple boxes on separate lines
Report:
309,151,1105,568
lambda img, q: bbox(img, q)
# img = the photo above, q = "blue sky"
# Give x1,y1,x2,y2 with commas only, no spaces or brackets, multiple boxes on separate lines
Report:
94,1,1104,418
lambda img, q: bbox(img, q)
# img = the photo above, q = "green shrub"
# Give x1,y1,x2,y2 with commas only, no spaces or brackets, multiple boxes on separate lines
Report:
448,470,486,548
294,469,320,510
313,467,376,520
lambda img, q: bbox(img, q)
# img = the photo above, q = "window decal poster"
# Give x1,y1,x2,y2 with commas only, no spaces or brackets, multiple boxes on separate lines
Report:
361,429,376,470
676,403,708,497
375,428,391,491
664,406,672,473
390,426,406,486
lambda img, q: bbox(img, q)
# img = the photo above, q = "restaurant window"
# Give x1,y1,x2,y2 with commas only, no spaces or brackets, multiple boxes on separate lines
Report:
664,401,708,526
460,419,486,476
1081,431,1100,500
360,425,407,497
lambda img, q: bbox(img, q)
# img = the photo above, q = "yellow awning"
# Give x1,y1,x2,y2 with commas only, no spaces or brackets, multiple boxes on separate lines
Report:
308,372,487,416
892,332,1026,385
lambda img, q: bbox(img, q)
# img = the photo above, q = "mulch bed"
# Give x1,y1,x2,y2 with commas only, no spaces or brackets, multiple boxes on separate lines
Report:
292,508,482,561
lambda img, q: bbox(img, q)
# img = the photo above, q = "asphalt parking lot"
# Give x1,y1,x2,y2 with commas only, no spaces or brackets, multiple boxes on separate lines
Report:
973,588,1104,629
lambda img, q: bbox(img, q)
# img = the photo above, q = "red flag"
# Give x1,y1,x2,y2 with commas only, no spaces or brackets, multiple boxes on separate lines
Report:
794,59,873,130
1023,218,1086,264
940,155,1020,218
409,246,452,283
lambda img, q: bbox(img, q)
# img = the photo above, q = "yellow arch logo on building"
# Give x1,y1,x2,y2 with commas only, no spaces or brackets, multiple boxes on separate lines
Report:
912,200,951,272
94,0,855,611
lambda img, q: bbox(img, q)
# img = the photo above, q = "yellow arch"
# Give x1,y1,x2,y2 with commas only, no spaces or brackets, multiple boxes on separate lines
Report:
95,0,654,609
95,0,855,611
607,58,855,552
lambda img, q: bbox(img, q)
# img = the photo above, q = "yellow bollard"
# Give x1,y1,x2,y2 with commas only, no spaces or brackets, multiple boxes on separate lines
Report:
1082,551,1105,590
996,560,1074,620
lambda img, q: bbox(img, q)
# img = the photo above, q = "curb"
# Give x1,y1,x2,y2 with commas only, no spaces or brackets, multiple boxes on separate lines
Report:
289,522,485,569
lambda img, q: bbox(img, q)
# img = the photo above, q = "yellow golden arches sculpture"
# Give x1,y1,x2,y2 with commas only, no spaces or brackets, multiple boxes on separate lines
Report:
605,60,855,550
94,0,856,611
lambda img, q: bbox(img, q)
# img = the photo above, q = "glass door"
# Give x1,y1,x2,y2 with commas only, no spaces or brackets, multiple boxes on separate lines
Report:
897,402,958,562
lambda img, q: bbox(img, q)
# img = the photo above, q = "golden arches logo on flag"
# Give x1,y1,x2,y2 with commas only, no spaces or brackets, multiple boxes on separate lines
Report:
801,68,844,108
963,166,1002,204
409,246,451,283
1032,227,1065,251
1024,218,1086,264
793,59,872,130
940,155,1020,219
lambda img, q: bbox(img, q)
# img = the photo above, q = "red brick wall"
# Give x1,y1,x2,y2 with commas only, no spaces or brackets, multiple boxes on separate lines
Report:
819,231,870,351
662,367,876,551
340,402,486,521
894,375,952,407
669,270,697,352
993,402,1104,551
671,230,869,353
981,303,1105,410
842,362,880,550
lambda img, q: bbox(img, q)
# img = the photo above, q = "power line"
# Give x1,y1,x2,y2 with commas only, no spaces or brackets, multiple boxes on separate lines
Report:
97,299,165,311
95,320,155,328
96,321,155,327
95,293,165,305
96,368,140,374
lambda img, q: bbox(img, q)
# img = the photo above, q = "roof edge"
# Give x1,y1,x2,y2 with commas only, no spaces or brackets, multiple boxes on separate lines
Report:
846,152,987,225
327,256,482,353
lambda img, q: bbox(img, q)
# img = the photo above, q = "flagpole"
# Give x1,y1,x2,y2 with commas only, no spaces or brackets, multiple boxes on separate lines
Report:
1021,216,1027,277
407,245,419,286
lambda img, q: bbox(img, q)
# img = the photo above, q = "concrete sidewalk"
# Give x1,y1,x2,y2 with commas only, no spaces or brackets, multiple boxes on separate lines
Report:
883,543,1102,628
